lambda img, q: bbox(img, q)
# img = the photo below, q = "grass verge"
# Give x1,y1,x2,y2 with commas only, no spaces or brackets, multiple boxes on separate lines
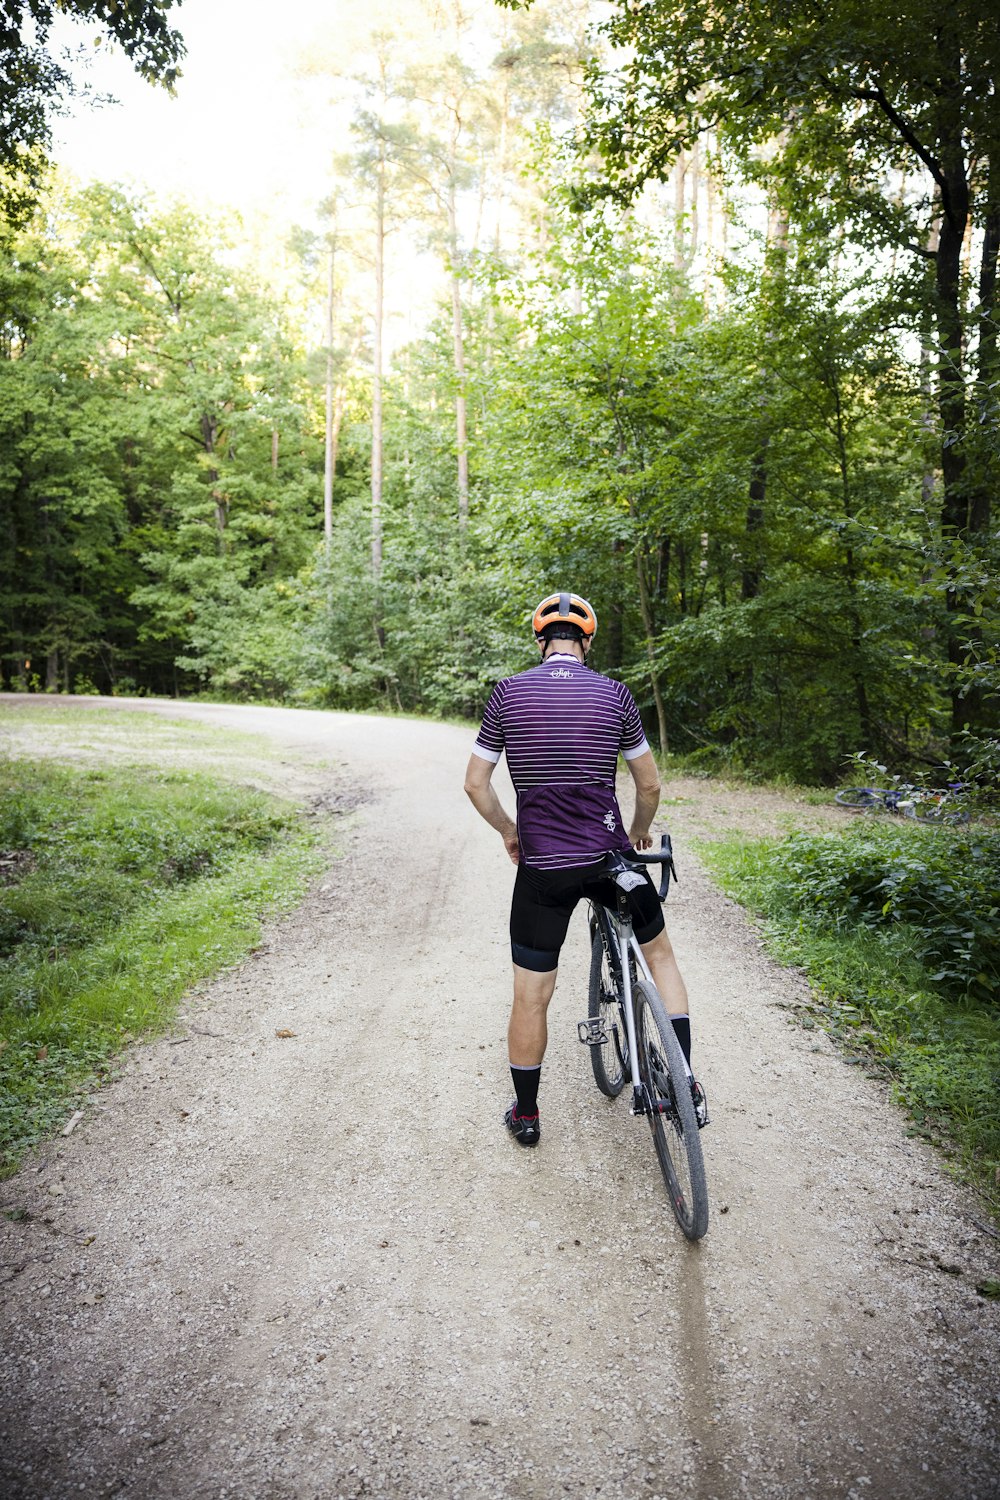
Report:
699,832,1000,1220
0,757,324,1175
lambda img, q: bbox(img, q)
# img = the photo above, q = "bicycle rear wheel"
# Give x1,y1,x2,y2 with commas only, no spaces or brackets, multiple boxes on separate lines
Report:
588,919,628,1098
905,796,970,825
835,787,883,810
634,980,709,1241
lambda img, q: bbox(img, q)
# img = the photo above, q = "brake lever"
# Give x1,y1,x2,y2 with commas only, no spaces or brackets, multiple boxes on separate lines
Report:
656,833,677,901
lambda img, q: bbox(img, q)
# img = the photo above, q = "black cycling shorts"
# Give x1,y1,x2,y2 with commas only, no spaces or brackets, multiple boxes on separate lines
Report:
509,858,664,973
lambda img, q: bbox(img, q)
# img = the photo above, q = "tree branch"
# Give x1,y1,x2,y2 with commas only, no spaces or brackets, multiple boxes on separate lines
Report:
851,84,949,208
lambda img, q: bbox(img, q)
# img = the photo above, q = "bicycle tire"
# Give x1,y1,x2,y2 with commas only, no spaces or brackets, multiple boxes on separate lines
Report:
905,798,971,825
634,979,709,1241
835,787,883,810
588,921,628,1097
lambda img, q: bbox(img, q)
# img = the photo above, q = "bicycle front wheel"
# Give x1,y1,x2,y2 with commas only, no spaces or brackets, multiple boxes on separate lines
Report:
835,787,883,811
588,920,628,1098
634,980,709,1241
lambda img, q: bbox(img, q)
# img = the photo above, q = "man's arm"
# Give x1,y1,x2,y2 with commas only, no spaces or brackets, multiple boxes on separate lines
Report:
464,753,520,864
625,748,661,850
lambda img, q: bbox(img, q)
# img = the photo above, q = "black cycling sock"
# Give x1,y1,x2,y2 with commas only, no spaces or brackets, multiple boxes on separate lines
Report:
510,1064,541,1117
670,1015,692,1066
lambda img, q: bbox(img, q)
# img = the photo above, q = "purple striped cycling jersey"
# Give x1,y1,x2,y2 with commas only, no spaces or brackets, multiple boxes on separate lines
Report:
472,653,650,870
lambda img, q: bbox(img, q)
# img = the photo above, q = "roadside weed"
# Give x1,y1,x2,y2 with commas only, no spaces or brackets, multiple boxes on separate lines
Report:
0,758,324,1175
699,831,1000,1218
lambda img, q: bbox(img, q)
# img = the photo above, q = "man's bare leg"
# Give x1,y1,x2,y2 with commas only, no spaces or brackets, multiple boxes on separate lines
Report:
505,964,556,1140
638,927,688,1014
508,964,558,1066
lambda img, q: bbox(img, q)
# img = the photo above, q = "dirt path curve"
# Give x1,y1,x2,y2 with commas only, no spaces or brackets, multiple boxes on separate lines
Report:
1,702,998,1500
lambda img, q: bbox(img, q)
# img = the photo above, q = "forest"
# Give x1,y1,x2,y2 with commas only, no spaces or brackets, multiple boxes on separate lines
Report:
0,0,997,785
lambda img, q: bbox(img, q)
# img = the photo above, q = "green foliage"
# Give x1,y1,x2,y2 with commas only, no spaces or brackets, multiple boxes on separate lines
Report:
584,0,1000,746
765,824,1000,1005
0,182,322,698
2,12,997,785
0,757,321,1173
701,832,1000,1211
0,3,185,222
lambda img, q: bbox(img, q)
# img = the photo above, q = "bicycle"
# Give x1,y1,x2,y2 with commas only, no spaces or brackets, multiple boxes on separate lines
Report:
835,785,914,815
577,835,709,1241
835,783,970,824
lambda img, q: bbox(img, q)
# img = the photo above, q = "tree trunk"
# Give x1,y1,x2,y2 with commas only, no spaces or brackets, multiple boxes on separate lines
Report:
920,219,942,513
975,154,998,536
705,155,717,305
672,150,687,274
447,185,469,530
372,140,385,647
737,204,787,717
741,456,766,602
635,547,669,754
605,538,625,674
688,136,700,263
324,237,336,552
200,414,227,554
831,376,876,747
933,60,973,732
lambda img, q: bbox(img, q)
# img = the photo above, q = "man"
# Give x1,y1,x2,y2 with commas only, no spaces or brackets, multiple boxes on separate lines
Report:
464,591,705,1146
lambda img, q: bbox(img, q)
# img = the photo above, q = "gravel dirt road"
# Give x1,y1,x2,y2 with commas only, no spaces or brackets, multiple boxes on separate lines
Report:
1,700,998,1500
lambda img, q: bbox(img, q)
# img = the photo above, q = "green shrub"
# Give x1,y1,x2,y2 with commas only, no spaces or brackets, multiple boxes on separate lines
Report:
701,830,1000,1214
772,823,1000,1005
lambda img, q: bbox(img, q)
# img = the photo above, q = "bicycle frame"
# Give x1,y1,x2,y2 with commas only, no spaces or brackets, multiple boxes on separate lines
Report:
597,892,684,1118
581,839,709,1239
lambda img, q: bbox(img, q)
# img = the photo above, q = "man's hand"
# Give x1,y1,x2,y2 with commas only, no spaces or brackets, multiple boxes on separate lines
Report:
629,823,653,851
503,830,521,864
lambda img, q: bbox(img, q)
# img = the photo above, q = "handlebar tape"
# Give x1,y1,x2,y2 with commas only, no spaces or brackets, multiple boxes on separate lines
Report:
625,834,678,901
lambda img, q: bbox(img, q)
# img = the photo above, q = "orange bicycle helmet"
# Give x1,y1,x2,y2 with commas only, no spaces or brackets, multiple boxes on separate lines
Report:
532,591,598,639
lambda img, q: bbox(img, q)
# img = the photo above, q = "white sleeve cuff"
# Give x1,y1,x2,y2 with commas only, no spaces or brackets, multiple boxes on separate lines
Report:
471,744,502,764
622,739,651,761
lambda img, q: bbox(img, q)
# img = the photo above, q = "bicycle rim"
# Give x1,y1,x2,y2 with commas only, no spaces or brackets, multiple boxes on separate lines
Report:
634,980,709,1241
907,799,970,825
835,787,882,811
588,920,628,1097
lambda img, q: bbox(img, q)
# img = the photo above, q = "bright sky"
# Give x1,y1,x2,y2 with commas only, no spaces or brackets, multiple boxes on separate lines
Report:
50,0,384,222
50,0,479,351
46,0,611,356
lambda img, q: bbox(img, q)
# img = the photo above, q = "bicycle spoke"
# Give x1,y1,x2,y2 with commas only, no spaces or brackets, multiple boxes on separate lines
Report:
588,919,628,1097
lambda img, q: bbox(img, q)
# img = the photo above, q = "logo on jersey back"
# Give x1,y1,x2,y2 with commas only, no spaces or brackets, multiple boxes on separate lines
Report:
603,811,617,831
549,668,573,679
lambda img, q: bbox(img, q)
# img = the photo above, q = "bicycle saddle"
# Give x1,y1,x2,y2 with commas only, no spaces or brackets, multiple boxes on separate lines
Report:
603,851,648,893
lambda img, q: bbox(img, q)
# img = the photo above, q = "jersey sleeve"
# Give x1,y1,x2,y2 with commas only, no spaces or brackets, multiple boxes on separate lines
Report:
472,680,506,763
618,685,651,761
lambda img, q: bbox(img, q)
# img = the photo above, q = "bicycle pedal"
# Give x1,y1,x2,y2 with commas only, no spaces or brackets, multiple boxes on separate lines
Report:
577,1018,608,1046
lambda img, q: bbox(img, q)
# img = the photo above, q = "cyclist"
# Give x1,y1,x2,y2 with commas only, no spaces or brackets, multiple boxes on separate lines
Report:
464,591,706,1147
